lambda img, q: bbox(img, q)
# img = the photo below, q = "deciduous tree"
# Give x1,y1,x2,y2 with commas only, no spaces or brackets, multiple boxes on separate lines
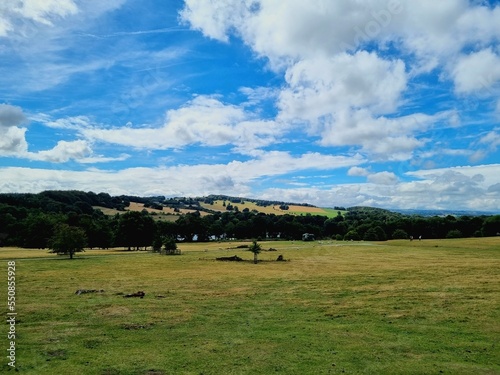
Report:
48,224,87,259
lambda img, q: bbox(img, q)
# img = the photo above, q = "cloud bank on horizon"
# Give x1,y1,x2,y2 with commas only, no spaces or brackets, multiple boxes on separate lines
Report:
0,0,499,211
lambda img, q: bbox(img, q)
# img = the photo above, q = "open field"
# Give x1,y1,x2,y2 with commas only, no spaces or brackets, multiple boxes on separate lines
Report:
1,238,499,374
93,202,209,222
96,199,341,219
200,200,339,217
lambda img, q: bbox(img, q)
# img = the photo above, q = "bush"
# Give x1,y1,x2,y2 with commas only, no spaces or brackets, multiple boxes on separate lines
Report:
446,229,463,239
344,230,360,241
162,237,180,255
392,229,408,239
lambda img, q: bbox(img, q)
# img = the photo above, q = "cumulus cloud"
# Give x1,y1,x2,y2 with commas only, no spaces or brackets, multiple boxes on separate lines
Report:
367,171,398,185
181,1,499,162
82,95,285,153
406,164,500,193
29,140,92,163
0,104,28,154
317,110,451,160
181,0,406,67
180,1,500,66
348,166,370,177
0,104,108,163
453,49,500,93
279,51,407,120
0,127,28,154
0,104,26,127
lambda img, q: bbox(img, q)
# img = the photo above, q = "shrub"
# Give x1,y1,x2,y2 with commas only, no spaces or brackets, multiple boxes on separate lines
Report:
446,229,463,239
392,229,408,240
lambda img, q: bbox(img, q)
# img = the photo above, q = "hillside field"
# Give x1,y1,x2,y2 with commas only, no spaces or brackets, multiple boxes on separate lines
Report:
93,202,209,222
200,199,343,217
1,238,499,374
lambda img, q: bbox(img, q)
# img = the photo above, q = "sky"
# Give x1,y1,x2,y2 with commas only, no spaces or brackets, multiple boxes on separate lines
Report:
0,0,499,212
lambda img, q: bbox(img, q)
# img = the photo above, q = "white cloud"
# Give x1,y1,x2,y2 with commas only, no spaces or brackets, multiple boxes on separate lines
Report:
0,0,78,36
453,48,500,93
348,166,370,177
0,105,110,163
279,51,407,120
317,110,450,160
259,164,500,211
478,128,500,150
180,0,407,68
0,127,28,154
82,96,285,153
367,171,398,185
0,151,364,196
28,140,91,163
180,1,500,67
406,164,500,192
0,104,27,127
0,104,28,154
181,2,500,165
41,115,94,130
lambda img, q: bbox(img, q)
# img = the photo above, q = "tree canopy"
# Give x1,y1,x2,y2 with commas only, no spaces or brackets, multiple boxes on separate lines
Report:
48,224,87,259
0,191,498,251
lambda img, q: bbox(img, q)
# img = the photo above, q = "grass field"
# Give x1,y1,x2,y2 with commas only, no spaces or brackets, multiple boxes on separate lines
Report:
93,202,210,222
1,238,499,374
200,200,340,217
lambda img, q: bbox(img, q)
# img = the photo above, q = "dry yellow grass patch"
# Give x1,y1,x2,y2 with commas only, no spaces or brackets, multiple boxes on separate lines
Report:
200,199,330,216
98,306,131,317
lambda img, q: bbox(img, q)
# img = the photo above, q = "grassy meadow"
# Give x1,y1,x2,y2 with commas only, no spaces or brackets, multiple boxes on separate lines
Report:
1,238,499,374
199,199,340,217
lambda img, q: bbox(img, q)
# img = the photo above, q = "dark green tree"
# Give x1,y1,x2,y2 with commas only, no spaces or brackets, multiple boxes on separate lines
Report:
446,229,463,238
482,215,500,237
48,224,87,259
344,230,360,241
116,211,155,250
162,237,179,255
392,229,408,239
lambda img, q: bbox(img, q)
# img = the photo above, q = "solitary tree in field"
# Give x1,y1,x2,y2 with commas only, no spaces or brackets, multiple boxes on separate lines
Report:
48,224,87,259
162,237,179,255
249,240,262,264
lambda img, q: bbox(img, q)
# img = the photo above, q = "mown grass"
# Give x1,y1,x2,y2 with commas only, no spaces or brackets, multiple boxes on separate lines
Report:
1,238,499,374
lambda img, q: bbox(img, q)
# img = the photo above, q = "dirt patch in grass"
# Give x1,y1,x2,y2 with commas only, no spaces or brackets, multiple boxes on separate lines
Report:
46,349,68,360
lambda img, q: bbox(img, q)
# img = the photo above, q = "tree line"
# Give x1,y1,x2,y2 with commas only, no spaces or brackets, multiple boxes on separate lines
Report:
0,191,499,251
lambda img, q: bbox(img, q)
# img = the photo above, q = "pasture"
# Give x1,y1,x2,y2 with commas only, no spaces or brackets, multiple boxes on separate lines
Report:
1,238,499,374
200,199,338,217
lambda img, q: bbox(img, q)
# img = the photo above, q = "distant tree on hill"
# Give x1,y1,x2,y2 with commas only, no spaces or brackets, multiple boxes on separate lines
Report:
48,224,87,259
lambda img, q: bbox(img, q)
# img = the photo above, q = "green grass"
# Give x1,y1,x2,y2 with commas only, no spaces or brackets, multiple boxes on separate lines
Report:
1,238,499,374
289,207,347,218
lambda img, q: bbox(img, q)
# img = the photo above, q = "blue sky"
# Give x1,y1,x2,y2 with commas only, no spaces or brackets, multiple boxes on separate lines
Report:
1,0,499,211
